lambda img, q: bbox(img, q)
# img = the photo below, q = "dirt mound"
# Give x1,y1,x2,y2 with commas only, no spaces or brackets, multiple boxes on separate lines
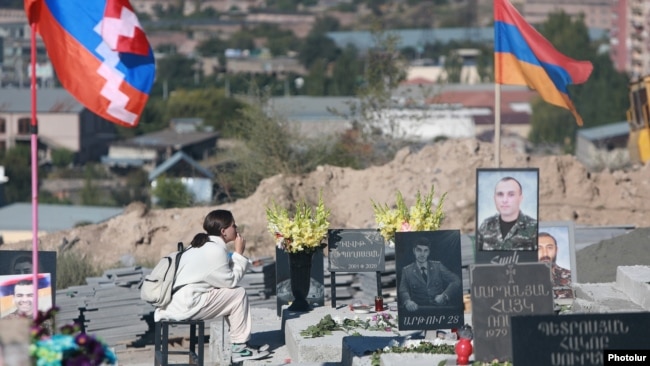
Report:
5,138,650,270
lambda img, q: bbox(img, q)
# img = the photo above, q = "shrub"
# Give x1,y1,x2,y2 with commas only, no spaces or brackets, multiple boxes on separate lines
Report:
57,251,101,290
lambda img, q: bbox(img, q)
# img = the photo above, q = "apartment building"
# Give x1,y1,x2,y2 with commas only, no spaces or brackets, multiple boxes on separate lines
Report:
522,0,612,29
624,0,650,78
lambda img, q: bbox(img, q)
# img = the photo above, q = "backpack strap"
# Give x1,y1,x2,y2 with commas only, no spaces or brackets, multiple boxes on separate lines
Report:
171,242,186,295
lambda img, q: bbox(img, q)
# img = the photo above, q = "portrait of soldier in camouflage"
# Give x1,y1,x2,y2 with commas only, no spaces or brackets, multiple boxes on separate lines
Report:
477,176,537,251
538,232,574,299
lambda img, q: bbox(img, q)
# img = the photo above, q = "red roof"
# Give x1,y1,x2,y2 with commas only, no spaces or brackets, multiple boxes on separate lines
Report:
428,89,539,113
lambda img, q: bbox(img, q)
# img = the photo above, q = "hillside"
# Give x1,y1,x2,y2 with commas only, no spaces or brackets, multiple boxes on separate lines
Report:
5,138,650,268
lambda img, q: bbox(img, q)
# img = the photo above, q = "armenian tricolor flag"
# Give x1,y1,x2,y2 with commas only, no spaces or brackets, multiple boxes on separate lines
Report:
494,0,592,125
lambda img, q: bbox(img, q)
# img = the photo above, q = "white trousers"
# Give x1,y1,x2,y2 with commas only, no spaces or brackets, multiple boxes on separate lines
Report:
191,286,251,344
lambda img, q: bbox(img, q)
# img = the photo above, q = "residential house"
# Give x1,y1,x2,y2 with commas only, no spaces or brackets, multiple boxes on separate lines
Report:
149,151,215,204
0,88,119,163
102,118,219,172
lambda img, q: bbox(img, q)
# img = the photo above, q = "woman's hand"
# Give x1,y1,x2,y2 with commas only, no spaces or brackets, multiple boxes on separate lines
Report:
234,233,246,255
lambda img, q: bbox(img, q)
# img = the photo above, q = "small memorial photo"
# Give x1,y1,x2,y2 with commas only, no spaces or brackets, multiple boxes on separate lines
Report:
0,274,53,319
538,221,576,302
475,168,539,264
395,230,464,330
0,251,58,298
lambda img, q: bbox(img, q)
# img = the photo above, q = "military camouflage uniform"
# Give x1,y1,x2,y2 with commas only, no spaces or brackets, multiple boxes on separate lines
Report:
552,264,573,299
477,213,537,250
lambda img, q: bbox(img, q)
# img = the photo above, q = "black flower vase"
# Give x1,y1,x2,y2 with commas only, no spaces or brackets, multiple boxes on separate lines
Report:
288,250,314,312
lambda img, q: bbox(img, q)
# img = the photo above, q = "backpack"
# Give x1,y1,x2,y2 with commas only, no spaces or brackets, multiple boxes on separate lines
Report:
140,242,186,307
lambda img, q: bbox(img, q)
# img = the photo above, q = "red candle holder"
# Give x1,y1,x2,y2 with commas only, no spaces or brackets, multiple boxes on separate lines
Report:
455,337,473,365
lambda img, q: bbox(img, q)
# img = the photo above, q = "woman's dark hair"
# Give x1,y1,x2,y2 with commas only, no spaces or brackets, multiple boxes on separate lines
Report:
190,233,210,248
203,209,234,237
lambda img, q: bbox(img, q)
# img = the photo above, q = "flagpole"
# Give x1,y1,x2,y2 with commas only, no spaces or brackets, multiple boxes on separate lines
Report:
494,83,501,168
30,21,40,318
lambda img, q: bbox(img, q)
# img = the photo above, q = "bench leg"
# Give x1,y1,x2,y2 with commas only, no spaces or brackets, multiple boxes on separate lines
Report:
198,321,204,366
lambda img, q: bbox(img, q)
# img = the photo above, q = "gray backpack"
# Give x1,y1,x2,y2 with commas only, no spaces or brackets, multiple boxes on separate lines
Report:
140,242,185,307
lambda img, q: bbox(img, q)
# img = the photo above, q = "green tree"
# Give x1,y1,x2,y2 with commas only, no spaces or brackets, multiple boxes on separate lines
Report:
352,25,407,141
0,145,32,203
325,22,411,166
111,169,150,206
217,93,312,199
229,30,256,51
310,16,340,35
80,164,114,206
163,88,247,136
51,148,74,168
298,34,339,69
151,176,194,208
152,54,199,95
443,53,463,83
331,45,360,96
305,59,328,96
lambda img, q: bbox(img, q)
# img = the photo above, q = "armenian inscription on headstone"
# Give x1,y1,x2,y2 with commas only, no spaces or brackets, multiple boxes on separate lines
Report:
328,229,385,272
512,312,650,366
471,262,554,362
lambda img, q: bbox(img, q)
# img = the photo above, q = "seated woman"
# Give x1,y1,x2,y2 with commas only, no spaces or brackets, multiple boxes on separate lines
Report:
154,209,269,362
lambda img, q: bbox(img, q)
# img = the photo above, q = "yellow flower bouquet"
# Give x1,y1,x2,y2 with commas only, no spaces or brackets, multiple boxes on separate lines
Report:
266,194,331,253
372,186,447,245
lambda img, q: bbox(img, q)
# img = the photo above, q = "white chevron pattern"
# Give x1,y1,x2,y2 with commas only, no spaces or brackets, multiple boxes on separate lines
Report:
93,21,137,125
101,6,141,51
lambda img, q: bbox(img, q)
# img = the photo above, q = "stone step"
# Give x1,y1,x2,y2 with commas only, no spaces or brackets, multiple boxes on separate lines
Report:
615,265,650,310
572,265,650,314
572,283,645,313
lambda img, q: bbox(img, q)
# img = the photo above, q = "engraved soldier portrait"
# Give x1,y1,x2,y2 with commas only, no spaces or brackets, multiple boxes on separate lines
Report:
398,237,461,311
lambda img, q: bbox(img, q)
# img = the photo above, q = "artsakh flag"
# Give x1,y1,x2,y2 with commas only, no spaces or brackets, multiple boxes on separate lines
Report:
24,0,155,127
494,0,592,126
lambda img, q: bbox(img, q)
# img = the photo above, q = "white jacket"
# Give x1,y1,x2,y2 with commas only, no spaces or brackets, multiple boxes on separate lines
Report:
154,235,251,321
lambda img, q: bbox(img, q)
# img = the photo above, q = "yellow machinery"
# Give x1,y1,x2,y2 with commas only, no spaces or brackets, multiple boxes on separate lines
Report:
627,75,650,164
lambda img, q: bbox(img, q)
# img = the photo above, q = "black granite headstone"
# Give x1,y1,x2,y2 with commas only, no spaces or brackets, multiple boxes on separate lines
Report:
512,312,650,366
395,230,464,331
471,262,554,362
327,229,385,272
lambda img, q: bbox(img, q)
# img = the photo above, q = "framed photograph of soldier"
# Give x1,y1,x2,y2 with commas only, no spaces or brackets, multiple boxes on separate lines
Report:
0,250,58,299
475,168,539,264
538,221,576,303
0,274,53,319
395,230,464,331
